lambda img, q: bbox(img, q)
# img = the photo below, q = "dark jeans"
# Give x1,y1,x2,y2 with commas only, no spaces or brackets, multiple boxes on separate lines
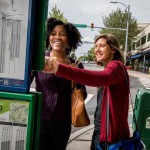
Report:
90,129,100,150
38,119,71,150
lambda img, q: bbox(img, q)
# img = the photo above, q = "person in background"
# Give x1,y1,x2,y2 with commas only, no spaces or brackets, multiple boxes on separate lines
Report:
31,17,87,150
44,33,130,148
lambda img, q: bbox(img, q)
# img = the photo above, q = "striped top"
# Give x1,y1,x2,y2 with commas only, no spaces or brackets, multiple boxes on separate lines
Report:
34,71,72,121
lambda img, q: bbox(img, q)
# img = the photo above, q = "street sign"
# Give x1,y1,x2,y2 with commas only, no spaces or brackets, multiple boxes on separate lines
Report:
74,24,87,28
82,41,94,44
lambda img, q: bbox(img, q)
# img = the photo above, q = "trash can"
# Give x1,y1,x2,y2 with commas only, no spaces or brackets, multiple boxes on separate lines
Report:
132,88,150,150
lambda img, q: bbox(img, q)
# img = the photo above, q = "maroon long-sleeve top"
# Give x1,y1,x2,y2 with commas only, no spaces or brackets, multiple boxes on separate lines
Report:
56,60,130,143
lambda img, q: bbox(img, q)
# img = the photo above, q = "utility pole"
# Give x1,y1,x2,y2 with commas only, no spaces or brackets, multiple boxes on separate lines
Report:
124,5,130,65
110,2,130,65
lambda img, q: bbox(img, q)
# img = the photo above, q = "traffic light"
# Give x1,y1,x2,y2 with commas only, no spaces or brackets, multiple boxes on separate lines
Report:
91,23,94,31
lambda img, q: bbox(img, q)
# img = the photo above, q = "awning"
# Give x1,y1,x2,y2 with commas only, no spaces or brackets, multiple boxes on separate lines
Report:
130,54,142,59
127,49,150,60
142,49,150,54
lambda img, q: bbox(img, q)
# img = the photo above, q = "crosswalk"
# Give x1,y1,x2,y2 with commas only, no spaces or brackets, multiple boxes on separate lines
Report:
128,70,150,89
85,94,94,104
138,78,150,89
30,88,36,92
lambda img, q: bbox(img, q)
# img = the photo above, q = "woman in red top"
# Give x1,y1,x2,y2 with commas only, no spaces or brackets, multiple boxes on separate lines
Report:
44,33,130,145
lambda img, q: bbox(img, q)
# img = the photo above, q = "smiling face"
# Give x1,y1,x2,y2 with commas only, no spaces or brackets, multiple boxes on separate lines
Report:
49,25,68,52
94,38,115,67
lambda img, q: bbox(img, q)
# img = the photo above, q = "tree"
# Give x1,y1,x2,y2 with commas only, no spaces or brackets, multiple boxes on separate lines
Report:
48,5,68,23
78,47,95,62
78,55,87,61
100,8,140,51
87,47,95,61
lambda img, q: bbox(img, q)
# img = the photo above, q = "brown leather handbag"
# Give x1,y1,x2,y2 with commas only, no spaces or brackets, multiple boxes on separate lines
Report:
71,81,90,127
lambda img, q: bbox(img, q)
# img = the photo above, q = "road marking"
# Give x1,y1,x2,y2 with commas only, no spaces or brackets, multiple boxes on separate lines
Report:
128,111,133,115
30,88,36,92
85,94,94,104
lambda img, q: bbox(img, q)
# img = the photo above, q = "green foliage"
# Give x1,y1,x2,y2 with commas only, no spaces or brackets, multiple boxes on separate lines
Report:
48,5,68,23
87,47,95,61
100,8,140,51
78,47,95,62
78,55,87,61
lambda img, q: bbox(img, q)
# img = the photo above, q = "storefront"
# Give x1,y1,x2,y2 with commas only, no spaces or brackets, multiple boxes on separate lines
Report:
126,50,150,74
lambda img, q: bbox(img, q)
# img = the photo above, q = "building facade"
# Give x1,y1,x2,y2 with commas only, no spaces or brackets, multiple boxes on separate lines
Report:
126,23,150,74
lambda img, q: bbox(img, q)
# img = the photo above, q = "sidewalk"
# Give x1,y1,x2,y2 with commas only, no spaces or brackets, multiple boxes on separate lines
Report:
67,124,94,150
67,70,149,150
128,70,150,79
67,113,133,150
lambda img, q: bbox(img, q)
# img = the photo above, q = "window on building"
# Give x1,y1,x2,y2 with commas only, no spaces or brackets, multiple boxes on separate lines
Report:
131,42,136,50
148,33,150,42
141,36,146,45
136,40,140,48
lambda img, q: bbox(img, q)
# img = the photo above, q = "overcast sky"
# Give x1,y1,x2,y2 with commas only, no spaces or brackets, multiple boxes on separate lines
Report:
48,0,150,57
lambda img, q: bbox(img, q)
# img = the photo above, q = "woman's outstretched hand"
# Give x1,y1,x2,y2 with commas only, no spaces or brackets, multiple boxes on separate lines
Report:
43,56,59,73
